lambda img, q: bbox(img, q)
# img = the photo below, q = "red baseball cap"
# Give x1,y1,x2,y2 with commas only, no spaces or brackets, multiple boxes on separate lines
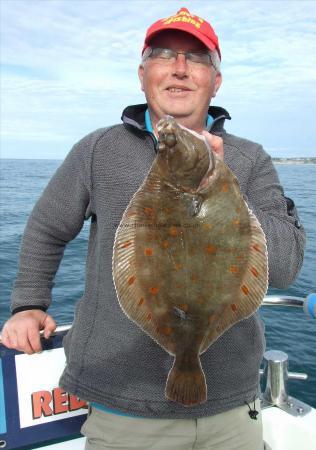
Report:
142,7,221,59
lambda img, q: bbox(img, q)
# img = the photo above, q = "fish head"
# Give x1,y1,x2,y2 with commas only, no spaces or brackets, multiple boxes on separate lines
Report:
156,116,214,191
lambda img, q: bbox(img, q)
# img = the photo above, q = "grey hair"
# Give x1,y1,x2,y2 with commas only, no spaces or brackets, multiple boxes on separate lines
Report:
141,47,153,63
141,47,221,73
210,51,221,73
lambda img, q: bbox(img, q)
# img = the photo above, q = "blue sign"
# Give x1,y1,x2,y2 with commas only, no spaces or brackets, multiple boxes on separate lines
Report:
0,332,87,450
0,358,7,434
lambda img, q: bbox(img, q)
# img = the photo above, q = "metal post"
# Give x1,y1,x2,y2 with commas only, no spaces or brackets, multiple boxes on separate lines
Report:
261,350,311,416
263,350,288,405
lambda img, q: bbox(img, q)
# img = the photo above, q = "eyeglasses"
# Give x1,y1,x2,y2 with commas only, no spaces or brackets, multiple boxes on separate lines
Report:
144,47,214,66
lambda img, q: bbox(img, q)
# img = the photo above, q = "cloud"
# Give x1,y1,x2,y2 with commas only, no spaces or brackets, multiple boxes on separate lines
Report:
1,0,316,157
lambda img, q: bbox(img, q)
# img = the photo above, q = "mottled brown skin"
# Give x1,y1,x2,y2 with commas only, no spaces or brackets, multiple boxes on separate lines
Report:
112,117,268,406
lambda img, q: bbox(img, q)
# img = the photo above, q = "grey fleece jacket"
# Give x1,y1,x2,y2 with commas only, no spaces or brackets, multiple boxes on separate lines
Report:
11,104,305,418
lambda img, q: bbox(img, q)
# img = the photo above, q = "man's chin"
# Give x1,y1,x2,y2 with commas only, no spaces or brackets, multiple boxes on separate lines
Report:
160,109,191,119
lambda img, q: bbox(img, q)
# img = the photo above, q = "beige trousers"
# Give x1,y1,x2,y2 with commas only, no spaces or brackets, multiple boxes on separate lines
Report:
81,399,265,450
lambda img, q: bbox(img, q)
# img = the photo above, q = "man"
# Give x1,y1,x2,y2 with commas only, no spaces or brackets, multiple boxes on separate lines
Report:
1,7,305,450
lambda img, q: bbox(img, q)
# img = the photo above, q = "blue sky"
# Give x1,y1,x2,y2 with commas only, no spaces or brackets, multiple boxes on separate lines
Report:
1,0,316,159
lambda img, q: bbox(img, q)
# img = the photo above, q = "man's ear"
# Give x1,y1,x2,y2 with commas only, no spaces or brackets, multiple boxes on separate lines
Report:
138,64,145,92
212,71,222,97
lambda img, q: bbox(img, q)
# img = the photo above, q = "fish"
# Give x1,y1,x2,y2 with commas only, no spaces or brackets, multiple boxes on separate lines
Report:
112,116,268,407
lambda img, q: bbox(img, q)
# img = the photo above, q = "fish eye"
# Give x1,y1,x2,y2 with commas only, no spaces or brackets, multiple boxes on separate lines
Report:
165,133,177,148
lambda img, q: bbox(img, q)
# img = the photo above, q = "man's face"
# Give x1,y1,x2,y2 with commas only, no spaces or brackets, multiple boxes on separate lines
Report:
138,30,222,132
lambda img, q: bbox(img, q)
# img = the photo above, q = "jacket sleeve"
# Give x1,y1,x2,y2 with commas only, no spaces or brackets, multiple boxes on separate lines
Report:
245,146,306,289
10,136,94,313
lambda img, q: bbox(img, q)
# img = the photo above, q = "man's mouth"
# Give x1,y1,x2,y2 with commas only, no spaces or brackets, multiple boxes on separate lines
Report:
166,86,192,94
167,88,189,93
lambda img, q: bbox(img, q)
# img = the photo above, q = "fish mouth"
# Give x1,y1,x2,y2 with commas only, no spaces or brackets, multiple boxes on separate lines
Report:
157,115,176,130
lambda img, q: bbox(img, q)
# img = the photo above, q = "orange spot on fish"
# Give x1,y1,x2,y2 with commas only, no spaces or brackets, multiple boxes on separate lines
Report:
175,284,183,289
236,207,241,213
222,183,229,192
169,226,178,237
242,285,249,295
145,247,153,256
128,276,136,285
230,265,239,273
147,313,152,321
191,274,198,282
174,263,183,271
232,218,240,226
231,303,238,312
203,223,212,230
120,241,132,249
138,298,144,306
251,267,259,278
150,287,159,295
179,303,189,312
206,245,217,254
162,240,169,249
253,244,262,253
161,326,173,336
164,207,172,214
144,207,154,215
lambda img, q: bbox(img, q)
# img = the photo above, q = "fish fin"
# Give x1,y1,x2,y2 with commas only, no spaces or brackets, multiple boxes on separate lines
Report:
200,207,268,353
165,354,207,406
112,193,175,354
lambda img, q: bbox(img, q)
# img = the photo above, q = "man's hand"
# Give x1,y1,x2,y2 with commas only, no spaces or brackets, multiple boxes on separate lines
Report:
202,131,224,161
1,310,57,355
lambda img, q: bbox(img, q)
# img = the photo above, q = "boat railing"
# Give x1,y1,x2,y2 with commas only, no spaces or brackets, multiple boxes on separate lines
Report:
261,294,316,314
1,295,315,342
0,294,315,419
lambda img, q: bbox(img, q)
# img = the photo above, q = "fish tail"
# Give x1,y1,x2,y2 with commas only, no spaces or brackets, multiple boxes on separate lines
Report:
165,355,207,406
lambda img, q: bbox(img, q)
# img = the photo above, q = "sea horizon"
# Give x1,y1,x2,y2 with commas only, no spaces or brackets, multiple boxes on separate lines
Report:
1,156,316,163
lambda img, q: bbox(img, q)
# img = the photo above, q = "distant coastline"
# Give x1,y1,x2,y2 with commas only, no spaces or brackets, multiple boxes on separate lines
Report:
1,157,316,164
272,157,316,165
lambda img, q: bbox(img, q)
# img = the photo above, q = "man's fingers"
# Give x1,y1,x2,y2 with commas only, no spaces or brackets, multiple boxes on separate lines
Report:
8,329,18,348
3,325,43,354
2,328,18,349
43,315,57,339
1,328,13,348
17,329,35,355
28,327,42,353
202,131,224,160
1,310,57,354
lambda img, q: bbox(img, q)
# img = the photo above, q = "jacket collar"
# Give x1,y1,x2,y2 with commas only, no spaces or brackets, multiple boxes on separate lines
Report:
121,103,231,136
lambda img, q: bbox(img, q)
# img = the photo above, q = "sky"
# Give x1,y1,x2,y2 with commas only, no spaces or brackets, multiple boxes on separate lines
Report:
1,0,316,159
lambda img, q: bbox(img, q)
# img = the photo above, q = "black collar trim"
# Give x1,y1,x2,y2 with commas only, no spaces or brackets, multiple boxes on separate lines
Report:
121,103,231,135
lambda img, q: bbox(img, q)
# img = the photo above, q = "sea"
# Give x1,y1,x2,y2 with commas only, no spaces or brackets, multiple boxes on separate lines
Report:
0,159,315,407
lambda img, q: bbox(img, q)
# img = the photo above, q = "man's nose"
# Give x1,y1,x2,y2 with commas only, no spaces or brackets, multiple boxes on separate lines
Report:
172,53,189,77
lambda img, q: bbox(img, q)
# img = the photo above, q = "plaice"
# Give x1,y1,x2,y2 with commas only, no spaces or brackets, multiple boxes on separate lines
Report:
112,116,268,407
